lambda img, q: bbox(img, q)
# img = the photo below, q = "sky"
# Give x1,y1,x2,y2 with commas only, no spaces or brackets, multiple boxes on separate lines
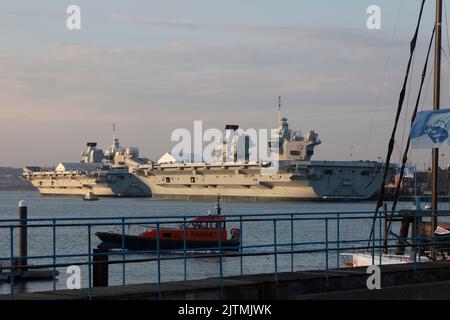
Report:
1,0,449,168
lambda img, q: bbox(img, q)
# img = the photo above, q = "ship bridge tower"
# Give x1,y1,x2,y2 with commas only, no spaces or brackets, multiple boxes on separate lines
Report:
80,142,104,163
272,96,321,161
278,117,292,141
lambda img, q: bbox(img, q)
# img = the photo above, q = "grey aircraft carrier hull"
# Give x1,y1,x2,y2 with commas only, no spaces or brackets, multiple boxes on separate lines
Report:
25,172,150,197
23,136,151,197
136,160,390,201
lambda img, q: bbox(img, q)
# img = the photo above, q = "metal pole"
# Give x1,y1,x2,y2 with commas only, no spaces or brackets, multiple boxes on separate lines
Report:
218,219,223,297
372,213,376,265
88,225,92,300
240,216,243,276
52,219,56,291
273,219,278,283
156,223,161,298
9,227,14,300
121,218,126,285
431,0,442,248
419,217,423,262
336,213,340,268
183,216,187,281
325,218,329,285
432,0,442,261
19,200,27,270
383,208,388,254
379,206,383,266
413,213,418,273
290,214,294,272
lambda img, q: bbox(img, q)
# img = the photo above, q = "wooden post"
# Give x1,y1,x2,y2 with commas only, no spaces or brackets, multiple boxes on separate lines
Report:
93,248,109,287
396,213,411,256
383,203,388,254
19,200,27,270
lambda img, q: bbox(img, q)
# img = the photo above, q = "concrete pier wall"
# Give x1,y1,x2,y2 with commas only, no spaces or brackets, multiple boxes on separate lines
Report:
2,262,450,300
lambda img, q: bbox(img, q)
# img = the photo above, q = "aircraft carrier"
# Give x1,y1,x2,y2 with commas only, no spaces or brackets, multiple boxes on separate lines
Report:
23,131,151,197
134,116,395,201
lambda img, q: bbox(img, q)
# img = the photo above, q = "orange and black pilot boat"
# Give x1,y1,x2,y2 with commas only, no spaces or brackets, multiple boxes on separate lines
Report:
95,196,241,252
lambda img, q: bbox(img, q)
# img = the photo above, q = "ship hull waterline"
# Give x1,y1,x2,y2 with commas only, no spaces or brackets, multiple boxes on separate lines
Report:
96,232,240,252
136,161,388,201
26,175,151,197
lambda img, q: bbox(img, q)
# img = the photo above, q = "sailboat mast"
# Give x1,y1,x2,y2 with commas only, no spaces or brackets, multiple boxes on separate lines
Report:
432,0,442,230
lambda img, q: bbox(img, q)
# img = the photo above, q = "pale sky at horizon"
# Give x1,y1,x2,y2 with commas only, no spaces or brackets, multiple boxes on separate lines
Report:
1,0,450,169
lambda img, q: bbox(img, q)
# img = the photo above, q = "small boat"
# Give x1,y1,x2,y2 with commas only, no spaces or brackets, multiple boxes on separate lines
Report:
340,225,450,267
340,252,431,267
411,203,431,210
95,195,241,252
83,191,99,201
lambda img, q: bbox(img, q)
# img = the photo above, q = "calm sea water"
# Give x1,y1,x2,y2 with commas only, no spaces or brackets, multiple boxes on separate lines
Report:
0,190,444,294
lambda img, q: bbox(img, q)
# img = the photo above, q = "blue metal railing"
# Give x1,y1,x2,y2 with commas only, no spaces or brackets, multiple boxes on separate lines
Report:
1,210,449,299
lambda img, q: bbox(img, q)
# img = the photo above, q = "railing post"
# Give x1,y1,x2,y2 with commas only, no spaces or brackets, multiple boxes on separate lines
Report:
379,205,384,266
88,225,92,300
372,213,376,265
413,213,418,273
325,218,329,285
121,218,126,285
9,227,14,300
183,216,187,281
290,214,294,272
93,248,109,287
52,218,56,291
336,213,340,268
418,215,423,263
383,211,388,254
19,200,27,270
218,219,223,297
156,223,161,298
240,215,243,276
273,219,278,283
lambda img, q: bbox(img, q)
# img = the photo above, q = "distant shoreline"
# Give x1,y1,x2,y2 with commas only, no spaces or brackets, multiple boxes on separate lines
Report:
0,167,34,191
0,186,35,191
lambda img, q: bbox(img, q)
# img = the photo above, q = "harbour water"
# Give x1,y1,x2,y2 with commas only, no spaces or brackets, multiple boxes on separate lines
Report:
0,191,446,295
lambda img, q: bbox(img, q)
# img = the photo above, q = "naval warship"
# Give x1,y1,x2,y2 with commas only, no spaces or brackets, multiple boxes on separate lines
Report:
23,130,151,197
135,115,395,201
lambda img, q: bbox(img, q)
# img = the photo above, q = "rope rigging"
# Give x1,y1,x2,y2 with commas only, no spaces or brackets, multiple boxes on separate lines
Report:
391,27,435,214
368,0,427,246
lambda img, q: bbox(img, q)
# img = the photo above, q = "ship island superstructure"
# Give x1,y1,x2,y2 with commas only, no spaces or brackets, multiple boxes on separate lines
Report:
134,116,395,201
23,131,151,197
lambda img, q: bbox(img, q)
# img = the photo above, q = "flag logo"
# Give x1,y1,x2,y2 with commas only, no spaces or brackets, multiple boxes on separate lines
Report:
424,119,448,143
411,109,450,149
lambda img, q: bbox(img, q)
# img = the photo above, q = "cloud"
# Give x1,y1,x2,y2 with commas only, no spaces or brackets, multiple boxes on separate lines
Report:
0,23,427,166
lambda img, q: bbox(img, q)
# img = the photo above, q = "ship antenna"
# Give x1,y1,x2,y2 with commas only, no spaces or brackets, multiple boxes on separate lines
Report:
112,123,116,142
277,96,282,123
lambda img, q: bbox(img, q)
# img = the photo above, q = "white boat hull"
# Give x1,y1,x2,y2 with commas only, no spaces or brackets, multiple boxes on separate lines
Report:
341,253,430,267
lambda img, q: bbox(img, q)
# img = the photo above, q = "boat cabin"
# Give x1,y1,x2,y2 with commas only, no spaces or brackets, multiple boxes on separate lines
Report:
139,216,227,241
